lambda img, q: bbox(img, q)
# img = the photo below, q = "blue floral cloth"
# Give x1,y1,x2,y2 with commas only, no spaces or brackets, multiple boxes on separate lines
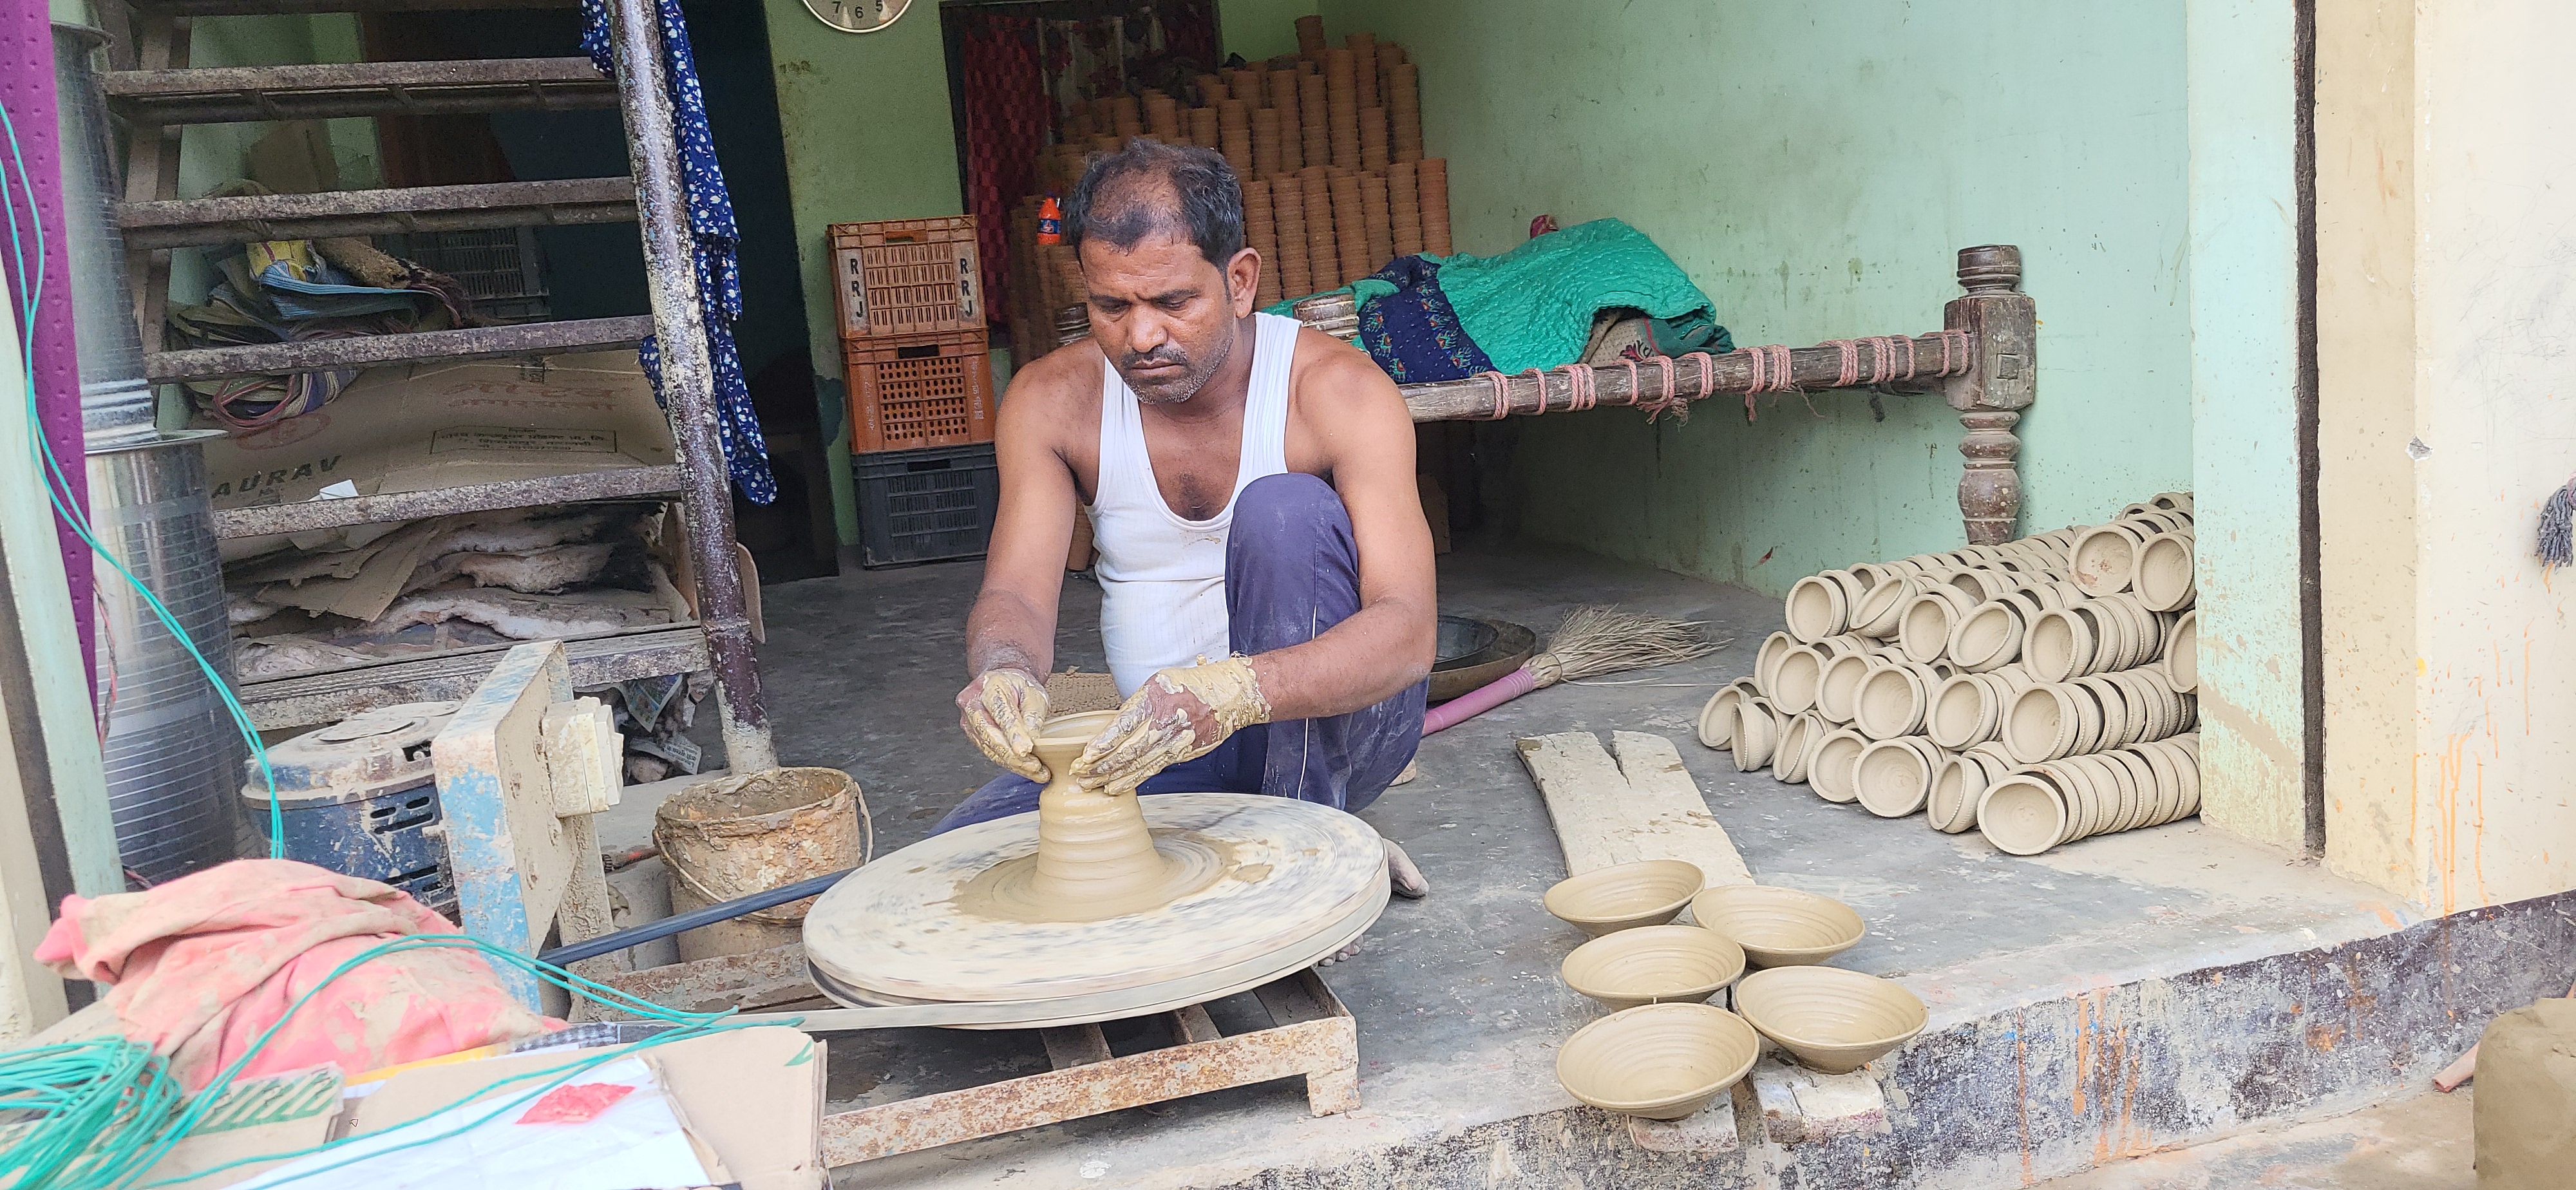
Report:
582,0,775,504
1355,256,1495,384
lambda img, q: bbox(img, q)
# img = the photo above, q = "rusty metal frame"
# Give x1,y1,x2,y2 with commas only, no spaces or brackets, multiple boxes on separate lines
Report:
589,941,824,1016
819,967,1361,1166
607,0,774,773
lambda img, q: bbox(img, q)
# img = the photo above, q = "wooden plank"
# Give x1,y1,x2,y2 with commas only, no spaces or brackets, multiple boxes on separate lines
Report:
146,316,652,384
1513,731,1755,887
591,943,819,1015
120,178,637,249
214,464,684,539
1040,1025,1113,1070
239,625,708,731
820,1014,1354,1166
433,642,580,1004
1169,1003,1222,1044
104,57,616,125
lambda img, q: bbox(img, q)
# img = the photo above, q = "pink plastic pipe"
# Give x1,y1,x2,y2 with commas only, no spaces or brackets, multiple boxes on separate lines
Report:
1421,664,1540,735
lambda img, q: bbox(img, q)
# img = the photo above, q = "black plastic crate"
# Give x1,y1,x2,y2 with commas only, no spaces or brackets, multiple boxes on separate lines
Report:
855,442,999,568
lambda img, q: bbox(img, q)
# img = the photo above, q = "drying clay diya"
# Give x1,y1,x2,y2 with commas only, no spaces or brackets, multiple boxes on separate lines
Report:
1555,1002,1763,1120
1559,924,1747,1011
802,710,1389,1023
1732,966,1928,1074
1687,885,1866,967
1544,859,1703,937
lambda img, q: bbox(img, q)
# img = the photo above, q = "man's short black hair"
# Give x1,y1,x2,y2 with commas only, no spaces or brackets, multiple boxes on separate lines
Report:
1062,138,1245,270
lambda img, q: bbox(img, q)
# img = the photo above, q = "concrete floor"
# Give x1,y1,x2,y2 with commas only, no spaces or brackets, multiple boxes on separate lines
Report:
2032,1090,2475,1190
648,538,2428,1188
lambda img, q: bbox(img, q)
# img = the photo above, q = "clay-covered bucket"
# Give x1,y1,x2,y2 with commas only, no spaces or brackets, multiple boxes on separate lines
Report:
656,767,868,961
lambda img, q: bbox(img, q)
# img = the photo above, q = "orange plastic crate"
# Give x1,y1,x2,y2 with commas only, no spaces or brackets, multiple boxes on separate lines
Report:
829,215,985,339
846,328,995,454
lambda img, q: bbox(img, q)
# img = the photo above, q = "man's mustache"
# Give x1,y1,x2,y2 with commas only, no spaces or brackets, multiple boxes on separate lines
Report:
1122,348,1187,370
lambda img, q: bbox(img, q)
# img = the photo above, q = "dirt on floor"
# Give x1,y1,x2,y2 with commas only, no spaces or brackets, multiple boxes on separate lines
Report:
2033,1089,2474,1190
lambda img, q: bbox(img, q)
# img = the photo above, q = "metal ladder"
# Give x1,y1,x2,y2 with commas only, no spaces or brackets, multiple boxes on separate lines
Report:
97,0,776,771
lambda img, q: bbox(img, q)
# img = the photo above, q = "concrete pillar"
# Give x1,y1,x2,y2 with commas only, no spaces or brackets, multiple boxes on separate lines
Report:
2186,0,2309,851
2316,0,2576,912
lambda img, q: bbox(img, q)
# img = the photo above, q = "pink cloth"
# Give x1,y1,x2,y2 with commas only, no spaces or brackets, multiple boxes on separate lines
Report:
36,859,555,1090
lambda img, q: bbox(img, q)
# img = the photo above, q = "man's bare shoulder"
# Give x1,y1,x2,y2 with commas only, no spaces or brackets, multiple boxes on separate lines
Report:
1287,326,1408,419
996,339,1104,442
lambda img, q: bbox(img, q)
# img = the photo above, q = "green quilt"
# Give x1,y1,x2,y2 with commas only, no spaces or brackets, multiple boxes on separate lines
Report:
1265,218,1719,374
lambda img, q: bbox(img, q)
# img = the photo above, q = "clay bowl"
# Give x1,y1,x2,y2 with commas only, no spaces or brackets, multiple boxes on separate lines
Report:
1546,860,1705,938
1733,966,1929,1075
1560,924,1748,1010
1687,885,1866,967
1555,1002,1763,1120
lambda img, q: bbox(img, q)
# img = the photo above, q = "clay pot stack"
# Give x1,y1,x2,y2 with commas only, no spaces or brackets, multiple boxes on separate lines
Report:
1271,180,1312,299
1701,492,2202,857
1267,71,1305,172
1388,62,1425,162
1217,100,1253,176
1009,16,1462,361
1244,180,1283,308
1418,158,1452,255
1387,162,1425,257
1329,173,1369,290
1323,50,1360,170
1300,170,1341,289
1143,91,1181,141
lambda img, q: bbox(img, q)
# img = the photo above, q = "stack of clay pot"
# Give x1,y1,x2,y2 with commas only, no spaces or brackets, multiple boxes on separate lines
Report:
1697,493,2202,858
1324,48,1361,169
1244,180,1283,308
1008,17,1463,363
1388,62,1425,162
1418,158,1452,254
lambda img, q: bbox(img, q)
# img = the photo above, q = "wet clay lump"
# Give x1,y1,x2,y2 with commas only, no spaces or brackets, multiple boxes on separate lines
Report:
956,710,1225,923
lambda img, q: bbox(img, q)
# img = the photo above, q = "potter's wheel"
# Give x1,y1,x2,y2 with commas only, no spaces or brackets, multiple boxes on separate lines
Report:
800,793,1388,1027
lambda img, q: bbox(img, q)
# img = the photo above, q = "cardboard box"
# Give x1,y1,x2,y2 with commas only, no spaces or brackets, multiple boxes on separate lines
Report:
347,1026,826,1190
201,352,677,512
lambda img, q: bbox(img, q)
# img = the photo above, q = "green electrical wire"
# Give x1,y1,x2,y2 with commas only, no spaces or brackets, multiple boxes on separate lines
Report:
0,97,282,845
0,934,774,1190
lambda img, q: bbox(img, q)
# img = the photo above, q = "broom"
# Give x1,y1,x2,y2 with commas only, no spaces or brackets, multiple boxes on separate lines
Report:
1421,605,1724,735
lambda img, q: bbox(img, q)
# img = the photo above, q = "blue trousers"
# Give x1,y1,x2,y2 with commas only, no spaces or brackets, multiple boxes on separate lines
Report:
935,473,1427,833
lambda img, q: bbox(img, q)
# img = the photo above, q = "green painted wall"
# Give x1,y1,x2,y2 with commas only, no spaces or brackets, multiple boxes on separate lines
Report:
1221,0,1314,62
761,0,962,543
1319,1,2193,596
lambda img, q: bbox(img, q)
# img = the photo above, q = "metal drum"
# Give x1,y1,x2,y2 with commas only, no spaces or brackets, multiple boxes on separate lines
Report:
90,431,242,883
245,703,460,914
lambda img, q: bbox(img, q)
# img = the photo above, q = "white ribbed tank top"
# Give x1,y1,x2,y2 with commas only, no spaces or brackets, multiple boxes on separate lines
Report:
1090,312,1300,695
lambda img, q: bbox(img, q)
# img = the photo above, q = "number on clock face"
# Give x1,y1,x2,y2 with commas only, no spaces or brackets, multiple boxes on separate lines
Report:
802,0,909,33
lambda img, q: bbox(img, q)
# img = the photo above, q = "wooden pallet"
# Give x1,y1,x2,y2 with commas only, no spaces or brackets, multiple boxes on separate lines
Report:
819,968,1359,1166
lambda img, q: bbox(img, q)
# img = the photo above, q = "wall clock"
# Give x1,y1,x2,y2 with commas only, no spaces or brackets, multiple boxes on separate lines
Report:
800,0,910,33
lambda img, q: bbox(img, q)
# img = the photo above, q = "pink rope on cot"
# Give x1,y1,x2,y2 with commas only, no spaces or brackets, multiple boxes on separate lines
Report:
1521,367,1549,415
1936,329,1971,375
1866,336,1904,384
1482,370,1511,419
1830,339,1861,388
1564,363,1596,411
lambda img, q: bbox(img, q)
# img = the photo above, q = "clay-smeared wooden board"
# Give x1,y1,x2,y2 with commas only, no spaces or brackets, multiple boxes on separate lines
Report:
802,793,1386,1005
1515,731,1754,887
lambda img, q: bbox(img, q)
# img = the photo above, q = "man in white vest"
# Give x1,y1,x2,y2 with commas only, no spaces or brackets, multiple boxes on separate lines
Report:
945,138,1434,900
